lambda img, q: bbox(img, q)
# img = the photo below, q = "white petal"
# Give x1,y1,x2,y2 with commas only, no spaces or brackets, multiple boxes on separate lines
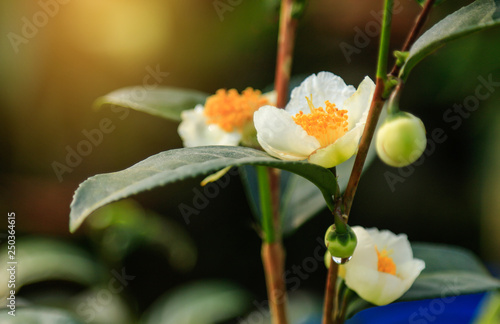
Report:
348,227,378,267
343,76,375,129
286,72,356,115
308,119,365,168
398,259,426,288
344,266,381,302
254,106,320,160
368,259,425,305
366,228,414,265
369,272,406,306
343,227,383,304
178,105,241,147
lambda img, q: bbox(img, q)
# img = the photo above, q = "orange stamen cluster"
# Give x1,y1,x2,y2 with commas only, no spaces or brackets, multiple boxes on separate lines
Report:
292,96,348,148
204,88,270,132
376,247,397,275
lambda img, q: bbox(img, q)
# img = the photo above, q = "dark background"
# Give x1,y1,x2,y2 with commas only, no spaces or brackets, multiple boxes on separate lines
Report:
1,0,499,321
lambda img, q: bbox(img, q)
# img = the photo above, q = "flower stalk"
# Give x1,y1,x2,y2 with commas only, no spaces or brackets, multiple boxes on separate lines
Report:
322,260,339,324
323,0,395,322
376,0,394,80
262,241,288,324
257,166,275,243
275,0,299,108
259,0,301,323
259,165,288,324
344,0,436,218
343,80,386,217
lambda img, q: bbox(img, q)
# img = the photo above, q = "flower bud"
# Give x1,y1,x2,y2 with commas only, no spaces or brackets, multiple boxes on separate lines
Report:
324,250,332,269
324,224,357,260
376,112,427,167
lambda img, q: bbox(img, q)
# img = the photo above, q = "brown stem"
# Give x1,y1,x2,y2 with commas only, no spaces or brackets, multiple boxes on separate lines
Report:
343,0,436,217
322,261,339,324
390,0,436,77
262,242,288,324
320,2,436,324
274,0,298,108
343,79,386,218
259,2,299,323
260,1,299,321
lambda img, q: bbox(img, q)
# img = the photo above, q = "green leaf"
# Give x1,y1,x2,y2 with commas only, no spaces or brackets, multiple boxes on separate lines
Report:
0,307,83,324
415,0,446,6
94,86,208,122
0,238,103,298
401,0,500,80
400,243,500,301
70,146,338,232
141,281,250,324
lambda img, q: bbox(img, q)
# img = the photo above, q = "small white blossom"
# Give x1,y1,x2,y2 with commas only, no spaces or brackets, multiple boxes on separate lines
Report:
340,226,425,306
178,88,274,147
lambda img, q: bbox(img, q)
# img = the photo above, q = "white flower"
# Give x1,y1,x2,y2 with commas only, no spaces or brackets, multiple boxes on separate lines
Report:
178,88,275,147
254,72,375,168
340,226,425,306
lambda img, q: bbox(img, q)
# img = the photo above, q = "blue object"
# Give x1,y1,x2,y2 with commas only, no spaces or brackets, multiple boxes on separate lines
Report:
346,293,487,324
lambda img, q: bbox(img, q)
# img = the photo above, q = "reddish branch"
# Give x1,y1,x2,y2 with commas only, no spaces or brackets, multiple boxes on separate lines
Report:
322,262,339,324
262,242,288,324
345,0,436,218
274,0,298,108
261,0,299,323
343,79,386,217
323,1,437,322
390,0,436,77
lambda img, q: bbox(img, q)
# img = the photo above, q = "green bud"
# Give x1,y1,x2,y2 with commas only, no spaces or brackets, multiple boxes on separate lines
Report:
394,51,409,67
324,224,357,260
376,112,427,167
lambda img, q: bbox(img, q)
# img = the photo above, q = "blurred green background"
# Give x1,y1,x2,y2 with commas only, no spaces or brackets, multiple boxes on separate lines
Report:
1,0,499,322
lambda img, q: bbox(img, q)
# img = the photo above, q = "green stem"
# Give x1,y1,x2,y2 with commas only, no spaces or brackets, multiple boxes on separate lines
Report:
376,0,394,79
387,82,403,116
257,166,275,243
333,212,347,234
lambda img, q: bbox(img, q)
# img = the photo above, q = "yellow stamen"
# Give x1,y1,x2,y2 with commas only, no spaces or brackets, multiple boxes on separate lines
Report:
204,88,270,132
292,95,348,147
376,247,397,275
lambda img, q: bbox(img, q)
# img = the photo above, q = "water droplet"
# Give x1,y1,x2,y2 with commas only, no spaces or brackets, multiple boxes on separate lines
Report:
332,255,352,264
